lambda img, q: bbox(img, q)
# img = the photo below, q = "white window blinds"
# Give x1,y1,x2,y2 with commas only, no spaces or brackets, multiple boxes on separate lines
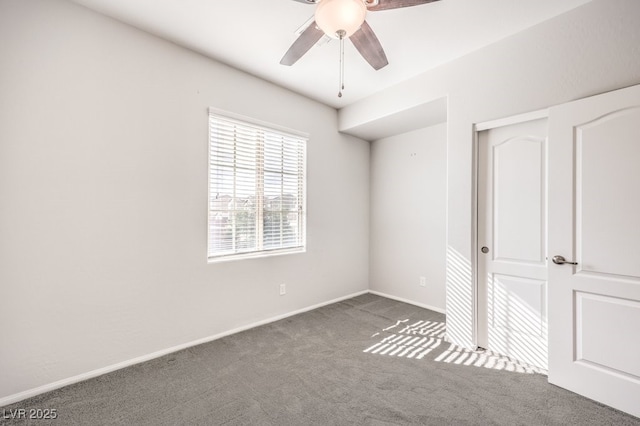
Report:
208,110,307,261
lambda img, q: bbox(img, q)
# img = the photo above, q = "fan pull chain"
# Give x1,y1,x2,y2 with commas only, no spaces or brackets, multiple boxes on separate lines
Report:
337,30,346,98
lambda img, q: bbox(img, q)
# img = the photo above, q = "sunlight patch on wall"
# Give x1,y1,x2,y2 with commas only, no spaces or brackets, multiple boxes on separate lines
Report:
446,246,474,348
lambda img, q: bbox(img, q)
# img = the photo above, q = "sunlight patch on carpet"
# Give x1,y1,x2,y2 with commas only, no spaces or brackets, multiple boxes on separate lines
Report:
364,319,546,375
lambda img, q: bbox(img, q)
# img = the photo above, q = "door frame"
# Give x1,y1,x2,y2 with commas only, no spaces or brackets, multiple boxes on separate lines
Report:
472,108,549,350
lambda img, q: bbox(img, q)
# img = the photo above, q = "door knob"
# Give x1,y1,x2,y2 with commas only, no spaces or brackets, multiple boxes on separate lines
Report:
481,246,489,254
552,255,578,265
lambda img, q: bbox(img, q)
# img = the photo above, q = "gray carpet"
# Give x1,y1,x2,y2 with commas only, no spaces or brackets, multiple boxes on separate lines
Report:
1,294,638,425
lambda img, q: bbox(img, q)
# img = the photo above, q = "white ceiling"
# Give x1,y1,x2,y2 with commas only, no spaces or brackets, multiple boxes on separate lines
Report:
70,0,592,109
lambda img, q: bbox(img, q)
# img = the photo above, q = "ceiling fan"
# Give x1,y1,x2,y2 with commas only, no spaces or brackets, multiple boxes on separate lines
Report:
280,0,440,80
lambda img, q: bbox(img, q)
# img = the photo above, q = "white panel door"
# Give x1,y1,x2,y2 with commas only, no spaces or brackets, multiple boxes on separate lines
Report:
548,84,640,418
477,118,548,370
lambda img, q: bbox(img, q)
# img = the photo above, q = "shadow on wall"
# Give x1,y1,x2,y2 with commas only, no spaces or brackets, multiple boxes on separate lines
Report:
364,319,545,375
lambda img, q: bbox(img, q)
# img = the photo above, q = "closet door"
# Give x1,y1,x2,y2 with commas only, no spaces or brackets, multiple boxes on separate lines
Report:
548,84,640,418
477,118,548,370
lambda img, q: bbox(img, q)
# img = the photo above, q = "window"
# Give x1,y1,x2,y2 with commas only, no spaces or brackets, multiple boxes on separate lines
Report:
208,109,307,261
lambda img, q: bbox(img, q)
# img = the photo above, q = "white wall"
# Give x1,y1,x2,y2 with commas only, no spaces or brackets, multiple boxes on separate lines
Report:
0,0,369,403
369,124,447,311
341,0,640,348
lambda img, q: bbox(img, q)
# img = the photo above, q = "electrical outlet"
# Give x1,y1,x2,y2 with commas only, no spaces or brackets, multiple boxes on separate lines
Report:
419,277,426,287
279,283,286,296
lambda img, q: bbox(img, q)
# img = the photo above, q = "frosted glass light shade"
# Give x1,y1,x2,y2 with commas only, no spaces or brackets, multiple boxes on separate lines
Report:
315,0,367,39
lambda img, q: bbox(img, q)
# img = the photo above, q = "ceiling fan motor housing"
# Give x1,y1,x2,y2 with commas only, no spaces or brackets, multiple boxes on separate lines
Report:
315,0,368,38
303,0,380,4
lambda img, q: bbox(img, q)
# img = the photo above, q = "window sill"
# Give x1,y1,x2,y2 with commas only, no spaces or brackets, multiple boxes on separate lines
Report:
207,247,306,264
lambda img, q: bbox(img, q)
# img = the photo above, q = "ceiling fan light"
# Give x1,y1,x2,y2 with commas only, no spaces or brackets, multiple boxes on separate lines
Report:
315,0,367,39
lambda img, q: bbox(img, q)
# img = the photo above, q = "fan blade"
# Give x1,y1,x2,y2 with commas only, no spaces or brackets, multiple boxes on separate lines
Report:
280,21,325,66
367,0,439,11
350,21,389,70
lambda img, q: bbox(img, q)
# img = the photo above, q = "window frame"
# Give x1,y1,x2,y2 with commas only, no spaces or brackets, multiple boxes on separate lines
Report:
207,108,308,263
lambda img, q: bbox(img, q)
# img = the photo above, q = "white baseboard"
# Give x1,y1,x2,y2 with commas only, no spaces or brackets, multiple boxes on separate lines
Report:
368,290,447,314
0,290,368,408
